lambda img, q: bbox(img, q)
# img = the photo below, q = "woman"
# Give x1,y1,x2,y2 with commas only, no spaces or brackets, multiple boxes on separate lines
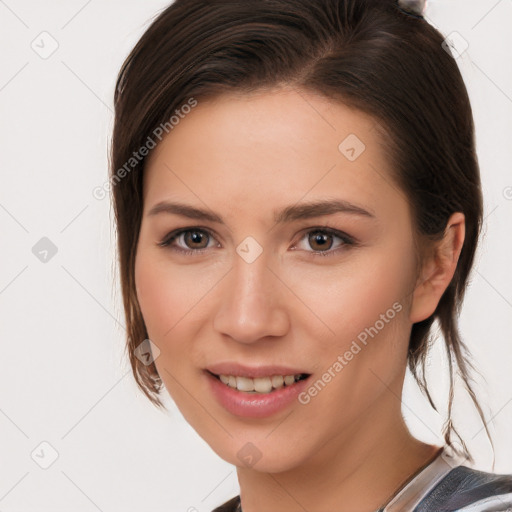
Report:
109,0,512,510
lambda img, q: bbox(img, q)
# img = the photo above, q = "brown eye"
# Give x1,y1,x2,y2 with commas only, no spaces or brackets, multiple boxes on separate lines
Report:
182,230,210,249
158,228,217,253
293,227,355,257
308,231,334,251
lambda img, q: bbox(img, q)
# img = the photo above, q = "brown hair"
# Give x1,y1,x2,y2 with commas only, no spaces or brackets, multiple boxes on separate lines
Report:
110,0,488,458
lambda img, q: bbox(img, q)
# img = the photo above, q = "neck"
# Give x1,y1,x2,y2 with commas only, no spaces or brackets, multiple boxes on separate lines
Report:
236,393,439,512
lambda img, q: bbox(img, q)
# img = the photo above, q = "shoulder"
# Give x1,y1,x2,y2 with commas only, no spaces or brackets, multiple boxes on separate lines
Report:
211,495,240,512
415,465,512,511
211,466,512,512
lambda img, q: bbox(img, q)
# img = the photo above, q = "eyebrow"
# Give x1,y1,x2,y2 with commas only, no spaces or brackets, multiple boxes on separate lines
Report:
147,199,375,224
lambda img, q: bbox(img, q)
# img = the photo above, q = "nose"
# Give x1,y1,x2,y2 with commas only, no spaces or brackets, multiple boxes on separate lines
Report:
212,246,289,344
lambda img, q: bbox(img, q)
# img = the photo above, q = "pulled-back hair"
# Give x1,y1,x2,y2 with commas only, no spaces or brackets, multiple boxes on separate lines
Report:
110,0,486,459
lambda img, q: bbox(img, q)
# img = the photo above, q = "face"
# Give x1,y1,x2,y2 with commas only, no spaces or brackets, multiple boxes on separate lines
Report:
135,88,421,473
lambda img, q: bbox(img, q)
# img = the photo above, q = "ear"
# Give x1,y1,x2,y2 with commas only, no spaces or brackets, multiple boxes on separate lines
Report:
409,212,465,323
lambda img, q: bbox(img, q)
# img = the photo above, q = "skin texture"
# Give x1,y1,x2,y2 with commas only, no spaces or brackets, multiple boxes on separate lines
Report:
134,88,465,512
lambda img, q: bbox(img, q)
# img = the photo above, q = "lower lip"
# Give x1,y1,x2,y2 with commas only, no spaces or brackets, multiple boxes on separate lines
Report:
205,371,311,419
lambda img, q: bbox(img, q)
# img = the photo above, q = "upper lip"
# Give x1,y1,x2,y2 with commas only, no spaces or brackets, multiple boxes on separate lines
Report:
206,362,311,379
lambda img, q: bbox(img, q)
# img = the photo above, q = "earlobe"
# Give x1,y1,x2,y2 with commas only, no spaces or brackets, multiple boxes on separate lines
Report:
409,212,465,324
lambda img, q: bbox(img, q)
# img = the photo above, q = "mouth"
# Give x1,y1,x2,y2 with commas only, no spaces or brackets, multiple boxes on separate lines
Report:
206,370,311,394
204,364,313,418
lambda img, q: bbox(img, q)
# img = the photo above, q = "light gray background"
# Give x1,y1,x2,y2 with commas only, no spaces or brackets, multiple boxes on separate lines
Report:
0,0,511,510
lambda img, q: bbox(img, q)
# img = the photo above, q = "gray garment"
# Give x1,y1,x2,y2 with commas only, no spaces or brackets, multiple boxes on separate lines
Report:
412,466,512,511
377,447,512,511
213,447,512,511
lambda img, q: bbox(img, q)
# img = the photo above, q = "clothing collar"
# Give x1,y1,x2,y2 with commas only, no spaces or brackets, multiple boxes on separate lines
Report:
235,445,464,512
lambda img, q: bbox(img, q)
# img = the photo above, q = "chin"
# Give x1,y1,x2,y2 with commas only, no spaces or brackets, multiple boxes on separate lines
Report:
210,438,308,474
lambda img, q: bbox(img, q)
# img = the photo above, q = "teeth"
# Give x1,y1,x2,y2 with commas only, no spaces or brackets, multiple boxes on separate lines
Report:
271,375,284,389
284,375,295,386
254,377,273,393
236,376,254,392
217,373,305,393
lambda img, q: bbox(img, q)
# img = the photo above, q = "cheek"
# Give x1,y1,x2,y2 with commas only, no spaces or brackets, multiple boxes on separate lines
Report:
135,253,174,340
134,247,212,340
134,251,198,403
288,246,416,345
286,243,416,411
134,246,225,390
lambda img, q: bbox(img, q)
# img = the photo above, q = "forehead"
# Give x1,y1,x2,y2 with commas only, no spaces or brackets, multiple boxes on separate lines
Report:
142,88,404,223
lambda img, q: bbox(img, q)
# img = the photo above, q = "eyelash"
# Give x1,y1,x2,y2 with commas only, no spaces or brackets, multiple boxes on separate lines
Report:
157,226,357,258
